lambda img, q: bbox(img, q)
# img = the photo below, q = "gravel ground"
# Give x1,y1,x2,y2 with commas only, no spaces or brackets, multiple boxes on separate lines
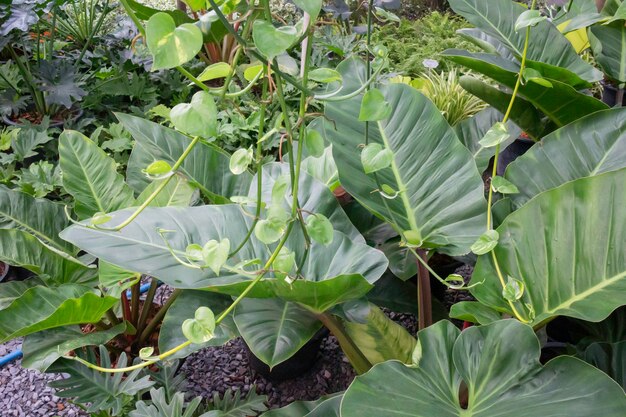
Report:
0,339,87,417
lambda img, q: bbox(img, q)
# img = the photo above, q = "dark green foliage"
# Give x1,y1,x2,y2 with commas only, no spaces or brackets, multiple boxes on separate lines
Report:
372,12,477,76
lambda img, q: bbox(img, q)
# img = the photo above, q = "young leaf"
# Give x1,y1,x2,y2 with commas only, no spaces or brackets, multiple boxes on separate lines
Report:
252,20,298,60
522,68,553,88
306,213,334,246
273,246,296,278
491,176,519,194
271,174,290,204
470,229,499,255
359,89,392,121
139,347,154,360
229,148,253,175
255,218,287,244
244,64,264,82
309,68,342,83
144,160,172,176
170,91,218,138
197,62,232,82
361,143,393,174
515,10,547,32
445,274,465,289
185,243,203,262
293,0,322,19
503,276,525,302
182,306,216,344
479,122,509,148
146,13,203,70
202,238,230,275
305,129,325,157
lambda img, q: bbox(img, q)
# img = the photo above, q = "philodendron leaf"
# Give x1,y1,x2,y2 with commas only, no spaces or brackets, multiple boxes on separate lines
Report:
59,131,135,219
471,169,626,326
515,10,547,31
305,129,325,158
505,107,626,209
341,320,626,417
359,89,391,121
292,0,322,19
322,82,487,256
305,214,334,246
253,20,298,60
61,205,387,312
21,323,128,371
490,176,518,194
159,290,237,359
136,176,198,207
119,113,252,203
255,217,287,244
182,306,216,344
229,147,254,175
197,62,232,82
234,297,322,368
344,304,416,365
360,143,393,174
146,12,203,70
170,91,218,138
0,185,74,254
470,230,498,255
0,285,117,342
273,247,296,279
582,341,626,390
202,238,230,274
478,122,508,148
262,394,342,417
309,68,342,84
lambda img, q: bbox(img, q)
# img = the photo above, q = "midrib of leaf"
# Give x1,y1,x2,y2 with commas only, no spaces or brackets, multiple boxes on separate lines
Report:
461,0,522,56
376,121,420,238
66,139,106,213
0,208,68,254
271,302,291,365
544,270,626,316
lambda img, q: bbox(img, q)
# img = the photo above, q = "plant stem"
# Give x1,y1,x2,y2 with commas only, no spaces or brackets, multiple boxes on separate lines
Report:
138,289,181,344
105,309,120,326
136,279,158,337
416,249,432,330
130,282,140,325
318,312,372,374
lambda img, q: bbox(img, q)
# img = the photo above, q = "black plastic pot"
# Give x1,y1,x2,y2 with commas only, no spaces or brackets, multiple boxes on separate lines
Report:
601,82,626,107
246,328,329,381
496,138,535,176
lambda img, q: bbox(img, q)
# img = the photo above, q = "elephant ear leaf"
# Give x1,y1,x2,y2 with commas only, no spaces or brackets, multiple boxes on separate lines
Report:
472,169,626,326
322,82,486,255
341,320,626,417
59,130,135,219
505,108,626,209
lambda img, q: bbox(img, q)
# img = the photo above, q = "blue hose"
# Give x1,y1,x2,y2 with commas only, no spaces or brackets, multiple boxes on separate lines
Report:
0,280,157,368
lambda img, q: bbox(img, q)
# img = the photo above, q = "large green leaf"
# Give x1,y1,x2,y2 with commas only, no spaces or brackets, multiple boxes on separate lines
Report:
506,108,626,209
159,290,237,358
582,341,626,390
0,185,74,253
321,83,487,256
0,278,42,309
344,304,416,365
341,320,626,417
234,297,321,368
21,323,128,371
455,107,522,172
249,162,362,242
589,21,626,83
61,205,387,312
119,113,251,203
472,169,626,326
445,49,609,128
59,130,135,219
448,0,602,85
0,285,117,342
0,229,95,284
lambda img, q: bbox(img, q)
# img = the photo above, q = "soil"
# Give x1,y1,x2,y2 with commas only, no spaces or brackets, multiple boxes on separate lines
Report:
0,262,8,281
6,107,78,126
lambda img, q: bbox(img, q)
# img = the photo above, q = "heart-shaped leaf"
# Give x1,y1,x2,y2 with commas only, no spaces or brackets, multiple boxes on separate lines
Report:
470,230,499,255
182,306,215,344
305,129,325,158
478,122,509,148
146,12,203,71
170,91,218,138
253,20,298,60
360,143,393,174
202,238,230,275
229,148,253,175
515,9,547,32
341,320,626,416
359,89,392,122
306,213,334,246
